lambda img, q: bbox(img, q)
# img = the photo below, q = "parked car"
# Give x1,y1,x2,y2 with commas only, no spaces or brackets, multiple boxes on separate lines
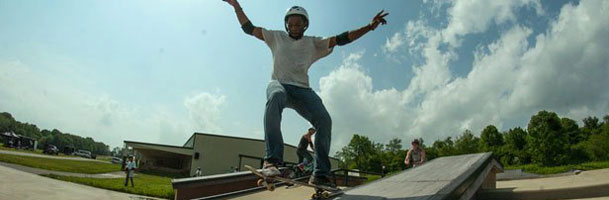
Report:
110,157,123,164
73,149,92,158
43,144,59,155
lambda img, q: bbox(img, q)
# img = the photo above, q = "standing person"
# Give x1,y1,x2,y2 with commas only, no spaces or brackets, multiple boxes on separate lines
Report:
223,0,388,188
195,167,202,177
404,139,426,168
297,128,316,171
124,156,137,187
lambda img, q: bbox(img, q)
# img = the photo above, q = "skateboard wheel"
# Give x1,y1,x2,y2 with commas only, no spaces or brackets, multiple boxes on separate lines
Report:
322,192,330,198
311,193,319,199
257,179,264,187
268,184,275,191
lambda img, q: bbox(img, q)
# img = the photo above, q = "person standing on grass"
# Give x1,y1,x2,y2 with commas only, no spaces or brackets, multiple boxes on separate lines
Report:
195,167,202,177
223,0,388,189
124,156,137,187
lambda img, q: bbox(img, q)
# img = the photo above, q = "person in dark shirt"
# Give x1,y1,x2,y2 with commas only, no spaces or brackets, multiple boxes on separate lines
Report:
297,127,316,171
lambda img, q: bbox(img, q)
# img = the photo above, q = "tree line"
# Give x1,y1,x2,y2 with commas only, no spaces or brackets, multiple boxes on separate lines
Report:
335,110,609,173
0,112,110,155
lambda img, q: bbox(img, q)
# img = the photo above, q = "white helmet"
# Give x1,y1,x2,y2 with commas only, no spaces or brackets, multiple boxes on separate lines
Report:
284,6,309,32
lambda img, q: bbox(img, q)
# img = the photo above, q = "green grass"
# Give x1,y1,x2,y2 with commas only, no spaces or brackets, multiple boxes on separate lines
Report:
0,153,120,174
96,155,113,162
362,174,382,184
505,161,609,175
44,174,174,200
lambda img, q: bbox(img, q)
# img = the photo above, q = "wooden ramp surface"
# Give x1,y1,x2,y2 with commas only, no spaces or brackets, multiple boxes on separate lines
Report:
335,153,499,200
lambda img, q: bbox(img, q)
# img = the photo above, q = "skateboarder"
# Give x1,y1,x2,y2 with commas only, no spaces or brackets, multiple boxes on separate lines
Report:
297,128,316,172
404,139,426,167
223,0,388,188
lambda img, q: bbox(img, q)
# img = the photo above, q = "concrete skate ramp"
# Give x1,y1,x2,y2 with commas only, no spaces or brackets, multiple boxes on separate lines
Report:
335,152,502,200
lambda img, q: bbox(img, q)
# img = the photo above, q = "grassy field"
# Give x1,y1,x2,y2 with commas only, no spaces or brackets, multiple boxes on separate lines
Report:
44,174,174,199
362,174,382,184
0,153,120,174
96,155,113,162
505,161,609,175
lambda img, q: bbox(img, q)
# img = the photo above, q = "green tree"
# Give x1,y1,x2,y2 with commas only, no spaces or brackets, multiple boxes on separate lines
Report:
503,127,529,165
0,112,16,133
431,137,456,157
381,138,405,172
111,147,124,157
581,115,609,161
454,130,480,155
582,131,609,161
581,116,601,137
561,117,582,144
335,134,383,172
480,125,504,152
527,111,568,166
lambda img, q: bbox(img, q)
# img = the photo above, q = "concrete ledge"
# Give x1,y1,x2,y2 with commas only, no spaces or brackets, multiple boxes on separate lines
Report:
172,171,259,200
172,168,365,200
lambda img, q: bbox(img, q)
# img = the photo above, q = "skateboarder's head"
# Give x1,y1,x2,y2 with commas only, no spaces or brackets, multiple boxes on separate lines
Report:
308,127,316,135
411,139,420,148
284,6,309,39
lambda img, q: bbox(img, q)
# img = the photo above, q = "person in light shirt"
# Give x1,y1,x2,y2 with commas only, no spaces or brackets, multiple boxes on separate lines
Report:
124,156,137,187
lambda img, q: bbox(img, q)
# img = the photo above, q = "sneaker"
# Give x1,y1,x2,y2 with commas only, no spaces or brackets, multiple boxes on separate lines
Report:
308,176,337,189
261,161,281,177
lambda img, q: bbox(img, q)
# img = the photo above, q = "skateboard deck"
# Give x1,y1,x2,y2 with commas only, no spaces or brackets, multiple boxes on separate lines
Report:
244,165,342,199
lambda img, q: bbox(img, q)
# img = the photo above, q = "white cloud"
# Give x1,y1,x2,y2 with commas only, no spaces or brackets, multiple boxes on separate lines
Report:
319,0,609,152
319,52,411,149
383,32,405,53
443,0,543,47
184,92,226,133
0,60,227,148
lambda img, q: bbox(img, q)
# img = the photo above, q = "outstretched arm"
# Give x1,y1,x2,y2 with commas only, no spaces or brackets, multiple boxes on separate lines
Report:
223,0,264,41
329,10,389,48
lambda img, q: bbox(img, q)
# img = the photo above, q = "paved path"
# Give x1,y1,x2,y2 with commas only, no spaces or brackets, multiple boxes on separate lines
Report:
478,168,609,199
0,164,161,200
497,168,609,191
0,149,110,163
0,161,124,178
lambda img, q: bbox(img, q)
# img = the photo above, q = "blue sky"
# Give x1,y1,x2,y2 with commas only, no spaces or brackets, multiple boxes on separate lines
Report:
1,0,608,154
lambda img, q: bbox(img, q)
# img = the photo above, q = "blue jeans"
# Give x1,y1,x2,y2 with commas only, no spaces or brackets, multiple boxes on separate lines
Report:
297,149,313,166
264,81,332,177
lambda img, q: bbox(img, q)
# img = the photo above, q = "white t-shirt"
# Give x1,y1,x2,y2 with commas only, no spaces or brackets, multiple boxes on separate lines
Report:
261,29,334,88
126,161,137,177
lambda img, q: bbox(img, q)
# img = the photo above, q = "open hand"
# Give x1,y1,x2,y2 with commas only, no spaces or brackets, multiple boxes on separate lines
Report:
370,10,389,30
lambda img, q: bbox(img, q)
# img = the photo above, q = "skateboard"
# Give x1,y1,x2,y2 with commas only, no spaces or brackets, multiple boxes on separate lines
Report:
244,165,342,199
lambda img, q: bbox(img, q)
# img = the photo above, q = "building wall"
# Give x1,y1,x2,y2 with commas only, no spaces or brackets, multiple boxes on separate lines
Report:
189,133,340,176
